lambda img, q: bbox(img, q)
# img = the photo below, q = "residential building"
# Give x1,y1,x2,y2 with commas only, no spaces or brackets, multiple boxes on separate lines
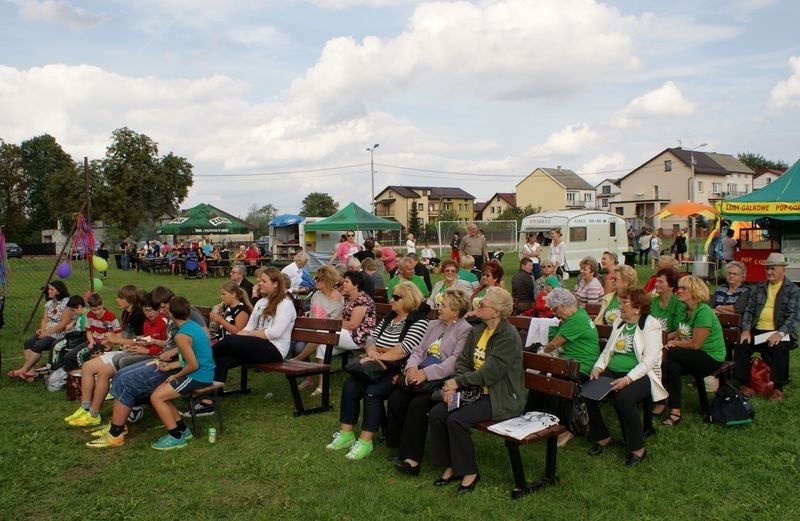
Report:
476,193,516,221
614,148,753,233
374,185,475,229
753,167,786,190
594,178,620,211
515,167,594,212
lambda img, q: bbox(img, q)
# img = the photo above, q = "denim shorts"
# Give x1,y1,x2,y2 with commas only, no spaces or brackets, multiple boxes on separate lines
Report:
169,376,212,398
110,360,177,407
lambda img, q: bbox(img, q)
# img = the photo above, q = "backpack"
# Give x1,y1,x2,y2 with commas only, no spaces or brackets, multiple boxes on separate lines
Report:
705,384,754,426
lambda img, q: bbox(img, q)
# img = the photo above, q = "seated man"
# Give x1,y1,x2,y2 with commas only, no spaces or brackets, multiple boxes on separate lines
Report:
511,258,535,314
458,254,479,290
419,242,439,267
387,257,429,299
407,253,432,293
734,253,799,401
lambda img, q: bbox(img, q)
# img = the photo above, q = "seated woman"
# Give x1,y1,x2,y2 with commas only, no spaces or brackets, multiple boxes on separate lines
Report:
387,288,472,476
234,245,247,262
661,275,725,426
650,268,684,333
594,265,638,326
573,256,604,308
212,267,297,384
533,276,560,318
209,281,252,342
710,261,750,315
600,251,619,295
643,255,681,293
325,282,430,460
310,269,376,397
427,259,471,309
541,288,600,446
465,259,504,321
429,287,524,493
10,281,73,381
361,257,385,291
534,259,557,295
586,288,667,466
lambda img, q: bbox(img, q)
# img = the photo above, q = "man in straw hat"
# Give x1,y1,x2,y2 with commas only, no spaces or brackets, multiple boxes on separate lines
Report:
734,252,799,401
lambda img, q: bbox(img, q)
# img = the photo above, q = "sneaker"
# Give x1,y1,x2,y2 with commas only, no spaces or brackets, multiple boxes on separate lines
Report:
90,424,128,438
69,413,101,427
180,402,215,417
180,427,194,440
769,389,785,402
151,433,188,451
298,378,314,391
325,430,355,450
311,387,323,397
127,406,144,423
86,432,125,449
345,439,373,460
64,407,88,422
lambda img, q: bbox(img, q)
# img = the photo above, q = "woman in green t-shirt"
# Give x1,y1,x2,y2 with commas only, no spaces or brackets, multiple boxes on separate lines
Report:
649,268,685,333
587,288,667,467
542,288,600,447
661,276,725,427
594,265,638,326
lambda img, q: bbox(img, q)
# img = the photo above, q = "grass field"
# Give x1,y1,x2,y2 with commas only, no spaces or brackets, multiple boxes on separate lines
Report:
0,255,797,521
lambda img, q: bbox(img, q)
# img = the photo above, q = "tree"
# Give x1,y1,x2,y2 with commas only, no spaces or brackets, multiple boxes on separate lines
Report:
98,128,193,238
737,153,788,172
497,204,540,227
245,203,279,238
0,140,28,241
408,203,423,237
20,134,75,234
300,192,338,217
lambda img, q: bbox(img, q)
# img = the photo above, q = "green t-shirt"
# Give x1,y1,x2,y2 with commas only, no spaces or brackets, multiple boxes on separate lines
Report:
556,308,599,375
458,269,478,283
387,274,430,298
75,312,87,332
608,322,640,373
649,294,685,332
677,303,725,362
602,293,620,326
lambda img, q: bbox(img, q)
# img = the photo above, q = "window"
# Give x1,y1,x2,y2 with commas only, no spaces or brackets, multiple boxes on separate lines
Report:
665,160,672,172
491,206,496,214
745,184,750,193
615,207,624,216
428,204,435,212
601,199,609,208
417,203,423,210
566,192,576,202
443,203,451,211
584,193,592,202
569,227,587,242
609,222,616,237
767,178,772,184
602,185,611,194
712,182,722,193
728,183,737,193
697,181,704,193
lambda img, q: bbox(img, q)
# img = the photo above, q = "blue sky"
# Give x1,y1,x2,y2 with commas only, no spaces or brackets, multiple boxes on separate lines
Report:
1,0,799,217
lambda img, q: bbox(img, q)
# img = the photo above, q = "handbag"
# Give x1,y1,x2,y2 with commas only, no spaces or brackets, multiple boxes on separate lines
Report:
705,383,755,426
566,361,589,437
397,376,443,394
344,359,388,383
749,355,774,396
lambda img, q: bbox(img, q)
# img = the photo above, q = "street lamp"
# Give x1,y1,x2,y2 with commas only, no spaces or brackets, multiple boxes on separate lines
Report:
689,142,707,244
367,144,379,214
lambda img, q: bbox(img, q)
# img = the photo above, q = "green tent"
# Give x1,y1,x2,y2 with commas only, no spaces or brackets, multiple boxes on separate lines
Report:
157,203,252,235
304,202,402,231
720,159,800,221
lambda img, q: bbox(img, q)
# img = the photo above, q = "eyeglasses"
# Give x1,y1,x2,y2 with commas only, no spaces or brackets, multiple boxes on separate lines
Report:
391,295,403,301
727,271,742,277
346,234,355,238
478,301,494,310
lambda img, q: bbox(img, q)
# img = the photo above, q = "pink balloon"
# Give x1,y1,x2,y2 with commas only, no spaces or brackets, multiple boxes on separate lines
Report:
56,262,71,278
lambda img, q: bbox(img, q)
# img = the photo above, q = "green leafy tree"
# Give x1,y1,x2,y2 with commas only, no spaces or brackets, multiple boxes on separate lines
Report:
737,153,788,172
408,203,423,237
300,192,338,217
98,128,193,238
0,140,28,240
245,203,279,238
20,134,75,234
438,209,462,223
497,204,540,226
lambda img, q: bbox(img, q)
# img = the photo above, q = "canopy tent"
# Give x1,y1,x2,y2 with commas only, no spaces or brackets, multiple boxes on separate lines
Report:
304,202,402,231
655,201,718,220
269,214,304,228
156,203,252,235
720,159,800,221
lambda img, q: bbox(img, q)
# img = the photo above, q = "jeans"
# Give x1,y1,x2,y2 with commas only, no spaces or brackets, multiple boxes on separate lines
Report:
339,373,398,433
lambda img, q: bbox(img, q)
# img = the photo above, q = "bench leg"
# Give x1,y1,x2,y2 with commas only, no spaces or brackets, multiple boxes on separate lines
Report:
505,440,528,498
223,366,252,396
289,370,333,417
695,374,710,414
287,376,306,416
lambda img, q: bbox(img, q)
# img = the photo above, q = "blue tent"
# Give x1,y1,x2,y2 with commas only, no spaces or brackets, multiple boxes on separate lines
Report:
270,214,304,228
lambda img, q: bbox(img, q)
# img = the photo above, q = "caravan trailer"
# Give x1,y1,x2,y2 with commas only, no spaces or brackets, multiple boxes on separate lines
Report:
520,210,628,272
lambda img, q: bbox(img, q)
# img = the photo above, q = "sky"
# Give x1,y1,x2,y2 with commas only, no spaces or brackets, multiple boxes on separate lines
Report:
1,0,799,218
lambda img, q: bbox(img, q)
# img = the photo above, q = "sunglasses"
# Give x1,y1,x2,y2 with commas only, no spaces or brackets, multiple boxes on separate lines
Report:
391,295,403,301
346,234,355,238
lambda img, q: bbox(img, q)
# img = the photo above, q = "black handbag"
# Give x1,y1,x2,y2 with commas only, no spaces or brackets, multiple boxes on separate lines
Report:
344,359,387,383
567,361,589,437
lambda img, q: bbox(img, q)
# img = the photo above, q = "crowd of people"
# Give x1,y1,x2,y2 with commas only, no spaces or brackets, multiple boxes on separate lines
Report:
6,229,795,491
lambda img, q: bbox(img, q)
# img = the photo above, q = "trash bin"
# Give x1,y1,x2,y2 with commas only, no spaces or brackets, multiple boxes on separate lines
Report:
692,255,709,278
622,251,636,267
113,253,122,269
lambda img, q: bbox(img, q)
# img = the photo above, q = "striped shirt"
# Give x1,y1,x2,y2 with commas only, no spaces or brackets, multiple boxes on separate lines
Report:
574,277,604,308
368,317,429,356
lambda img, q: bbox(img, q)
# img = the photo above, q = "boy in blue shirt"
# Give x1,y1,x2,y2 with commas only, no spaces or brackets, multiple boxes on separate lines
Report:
148,296,215,450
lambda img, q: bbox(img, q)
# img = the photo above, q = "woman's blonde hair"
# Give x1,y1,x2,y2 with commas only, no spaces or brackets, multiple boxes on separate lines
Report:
392,281,424,313
484,286,514,319
220,281,253,312
441,288,470,318
315,265,341,288
614,265,638,288
678,275,709,303
658,255,680,271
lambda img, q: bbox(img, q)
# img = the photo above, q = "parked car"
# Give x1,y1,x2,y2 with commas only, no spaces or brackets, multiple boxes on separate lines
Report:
6,243,22,258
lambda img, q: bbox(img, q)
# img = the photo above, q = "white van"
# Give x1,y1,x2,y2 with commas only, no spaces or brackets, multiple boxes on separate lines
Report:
519,210,627,273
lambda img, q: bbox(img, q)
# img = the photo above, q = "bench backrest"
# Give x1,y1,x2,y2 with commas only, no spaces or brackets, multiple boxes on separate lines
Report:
585,302,602,319
716,312,742,344
290,317,341,347
374,287,388,303
523,352,579,399
508,315,533,346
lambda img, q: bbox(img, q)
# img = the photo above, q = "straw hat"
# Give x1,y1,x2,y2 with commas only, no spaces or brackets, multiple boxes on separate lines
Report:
764,252,789,267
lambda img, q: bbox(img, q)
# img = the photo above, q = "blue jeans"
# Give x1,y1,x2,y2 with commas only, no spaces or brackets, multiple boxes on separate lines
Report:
339,372,398,433
110,359,177,407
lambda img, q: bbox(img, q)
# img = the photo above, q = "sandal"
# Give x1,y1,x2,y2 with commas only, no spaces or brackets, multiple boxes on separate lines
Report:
7,369,22,378
651,404,666,416
662,413,682,426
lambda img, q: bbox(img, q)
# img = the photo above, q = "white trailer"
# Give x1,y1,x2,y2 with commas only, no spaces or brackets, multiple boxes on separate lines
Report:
519,210,627,272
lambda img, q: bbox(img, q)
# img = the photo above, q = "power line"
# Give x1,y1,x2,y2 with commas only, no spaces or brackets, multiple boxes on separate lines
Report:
193,162,369,178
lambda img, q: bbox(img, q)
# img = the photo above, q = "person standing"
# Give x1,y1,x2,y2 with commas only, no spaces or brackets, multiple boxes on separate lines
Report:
522,233,542,279
721,229,738,263
549,228,567,278
450,232,461,266
638,229,652,266
406,233,416,255
649,230,662,268
460,224,488,271
672,229,688,261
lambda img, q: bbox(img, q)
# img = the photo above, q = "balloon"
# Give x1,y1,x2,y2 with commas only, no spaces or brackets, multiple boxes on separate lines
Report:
92,256,108,272
56,262,71,278
93,277,104,291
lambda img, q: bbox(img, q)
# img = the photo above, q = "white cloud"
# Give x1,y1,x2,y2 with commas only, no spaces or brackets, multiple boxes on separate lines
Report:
581,152,626,175
19,0,110,30
226,25,288,47
533,124,597,157
287,0,642,119
613,81,696,128
768,56,800,110
305,0,407,9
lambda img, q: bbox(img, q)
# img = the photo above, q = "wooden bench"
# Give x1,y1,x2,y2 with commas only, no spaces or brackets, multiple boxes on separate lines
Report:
585,302,602,319
508,315,533,346
373,287,388,304
234,317,341,416
473,353,580,499
187,381,225,435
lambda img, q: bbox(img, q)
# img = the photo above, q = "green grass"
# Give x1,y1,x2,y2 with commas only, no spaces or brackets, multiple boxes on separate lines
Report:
0,256,798,520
